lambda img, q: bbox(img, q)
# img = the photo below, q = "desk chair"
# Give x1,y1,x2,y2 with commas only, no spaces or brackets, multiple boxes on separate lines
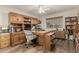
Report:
55,31,66,39
24,30,37,48
52,31,66,47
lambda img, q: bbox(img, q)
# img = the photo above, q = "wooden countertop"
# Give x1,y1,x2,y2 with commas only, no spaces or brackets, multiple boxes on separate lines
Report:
0,33,10,35
32,29,53,35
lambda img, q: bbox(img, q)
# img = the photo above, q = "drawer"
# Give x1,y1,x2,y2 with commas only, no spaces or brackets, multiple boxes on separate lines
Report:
0,37,10,42
0,34,10,38
0,40,10,44
0,38,10,42
0,41,10,48
0,43,10,48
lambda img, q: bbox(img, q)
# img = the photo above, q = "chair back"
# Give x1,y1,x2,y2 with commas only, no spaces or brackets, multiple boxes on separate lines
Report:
55,31,65,39
24,30,36,41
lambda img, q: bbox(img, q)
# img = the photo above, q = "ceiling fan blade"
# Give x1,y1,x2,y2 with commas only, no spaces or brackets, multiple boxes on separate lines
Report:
44,8,50,11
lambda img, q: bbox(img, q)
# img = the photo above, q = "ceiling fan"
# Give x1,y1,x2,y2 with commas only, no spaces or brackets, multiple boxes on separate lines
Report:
38,5,49,14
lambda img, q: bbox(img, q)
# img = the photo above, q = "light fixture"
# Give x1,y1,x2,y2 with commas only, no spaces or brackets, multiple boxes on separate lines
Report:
39,5,45,14
38,5,49,14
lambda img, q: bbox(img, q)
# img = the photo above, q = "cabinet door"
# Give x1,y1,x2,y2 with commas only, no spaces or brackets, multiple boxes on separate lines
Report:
9,15,17,23
31,18,38,25
9,14,24,24
17,16,24,24
19,34,26,43
0,40,10,48
11,35,19,46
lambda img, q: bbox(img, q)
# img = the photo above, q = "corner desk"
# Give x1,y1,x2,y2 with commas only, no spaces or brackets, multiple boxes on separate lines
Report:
32,30,54,51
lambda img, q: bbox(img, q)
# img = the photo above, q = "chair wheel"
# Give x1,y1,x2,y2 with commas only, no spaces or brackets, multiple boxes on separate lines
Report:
26,46,28,48
33,45,36,47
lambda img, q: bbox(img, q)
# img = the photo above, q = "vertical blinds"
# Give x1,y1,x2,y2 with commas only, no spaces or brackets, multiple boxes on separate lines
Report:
46,16,63,28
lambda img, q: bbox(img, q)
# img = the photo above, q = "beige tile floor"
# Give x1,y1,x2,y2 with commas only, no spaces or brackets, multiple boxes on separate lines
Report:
0,40,78,53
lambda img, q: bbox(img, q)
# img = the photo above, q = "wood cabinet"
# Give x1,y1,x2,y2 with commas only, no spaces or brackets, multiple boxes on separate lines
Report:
17,15,24,24
9,14,17,23
32,30,53,51
11,35,19,46
24,16,41,25
24,16,41,30
44,34,52,51
0,33,10,48
19,33,26,43
65,16,78,35
9,12,26,46
10,32,26,46
31,18,40,25
9,12,40,46
9,12,24,24
38,34,45,46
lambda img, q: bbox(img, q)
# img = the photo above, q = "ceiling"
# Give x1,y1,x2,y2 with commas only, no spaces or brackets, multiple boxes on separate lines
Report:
6,5,79,17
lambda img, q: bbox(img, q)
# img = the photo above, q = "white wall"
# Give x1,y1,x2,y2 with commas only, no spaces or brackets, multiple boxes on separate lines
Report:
38,16,46,29
39,8,79,29
0,13,2,26
0,6,38,28
0,12,8,27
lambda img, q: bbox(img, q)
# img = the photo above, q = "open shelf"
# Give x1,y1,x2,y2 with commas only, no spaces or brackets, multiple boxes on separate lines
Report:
65,16,78,35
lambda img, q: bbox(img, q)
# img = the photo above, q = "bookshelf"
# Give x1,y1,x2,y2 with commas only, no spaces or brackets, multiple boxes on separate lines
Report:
24,16,41,30
65,16,78,36
9,12,26,46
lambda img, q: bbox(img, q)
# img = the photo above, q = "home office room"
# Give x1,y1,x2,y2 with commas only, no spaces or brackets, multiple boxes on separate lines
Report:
0,5,79,53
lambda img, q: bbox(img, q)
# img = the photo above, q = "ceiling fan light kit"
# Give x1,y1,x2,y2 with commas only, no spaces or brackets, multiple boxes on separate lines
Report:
38,5,46,14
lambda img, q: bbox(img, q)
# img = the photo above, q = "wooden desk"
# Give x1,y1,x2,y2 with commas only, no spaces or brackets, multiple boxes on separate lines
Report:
32,31,49,46
32,30,54,51
44,32,54,51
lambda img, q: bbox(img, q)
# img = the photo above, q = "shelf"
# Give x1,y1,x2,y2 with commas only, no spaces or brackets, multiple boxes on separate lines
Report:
65,16,78,35
65,21,70,22
12,26,23,27
24,20,31,22
66,25,75,26
24,23,31,24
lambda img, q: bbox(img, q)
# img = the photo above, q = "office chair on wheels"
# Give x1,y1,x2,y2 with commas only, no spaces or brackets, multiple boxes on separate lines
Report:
24,30,38,48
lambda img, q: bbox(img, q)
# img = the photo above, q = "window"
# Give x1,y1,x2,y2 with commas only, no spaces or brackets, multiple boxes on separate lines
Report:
46,16,63,29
